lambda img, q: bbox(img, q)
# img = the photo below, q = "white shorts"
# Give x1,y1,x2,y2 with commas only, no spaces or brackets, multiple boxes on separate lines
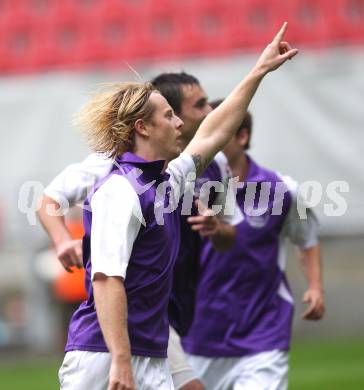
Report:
186,350,289,390
168,326,198,389
59,351,174,390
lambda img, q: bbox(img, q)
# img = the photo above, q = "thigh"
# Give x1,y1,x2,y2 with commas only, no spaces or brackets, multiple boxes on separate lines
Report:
59,351,110,390
133,356,174,390
187,354,238,390
233,350,289,390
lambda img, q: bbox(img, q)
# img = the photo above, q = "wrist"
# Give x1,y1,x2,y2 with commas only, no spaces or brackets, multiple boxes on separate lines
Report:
112,352,132,363
250,65,268,80
308,284,324,292
53,231,73,249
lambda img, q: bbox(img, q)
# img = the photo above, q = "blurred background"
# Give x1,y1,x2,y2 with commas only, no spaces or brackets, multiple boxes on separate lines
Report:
0,0,363,389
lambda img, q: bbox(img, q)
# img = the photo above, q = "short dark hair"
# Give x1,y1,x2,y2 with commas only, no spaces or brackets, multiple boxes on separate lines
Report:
210,99,253,150
151,72,200,115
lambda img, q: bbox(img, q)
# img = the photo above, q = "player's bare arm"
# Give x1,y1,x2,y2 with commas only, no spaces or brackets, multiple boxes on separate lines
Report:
37,154,112,271
299,245,325,320
185,22,298,177
37,195,83,271
93,274,136,390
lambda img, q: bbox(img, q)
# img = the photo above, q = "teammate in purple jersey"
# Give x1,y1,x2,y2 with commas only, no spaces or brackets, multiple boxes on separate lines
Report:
38,23,298,390
183,105,325,390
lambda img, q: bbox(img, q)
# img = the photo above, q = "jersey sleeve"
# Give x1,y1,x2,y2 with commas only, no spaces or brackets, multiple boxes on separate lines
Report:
166,152,196,204
281,175,319,249
44,153,114,207
90,175,142,280
213,152,244,225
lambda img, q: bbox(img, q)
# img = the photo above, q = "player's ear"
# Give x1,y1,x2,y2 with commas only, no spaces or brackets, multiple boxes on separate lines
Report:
237,128,249,149
134,119,149,137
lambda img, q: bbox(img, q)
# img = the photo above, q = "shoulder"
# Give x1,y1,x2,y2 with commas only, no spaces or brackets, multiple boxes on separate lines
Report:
255,161,294,190
213,151,228,167
214,151,230,178
167,153,195,176
73,153,114,171
82,152,112,164
91,173,139,206
275,172,299,195
253,164,296,207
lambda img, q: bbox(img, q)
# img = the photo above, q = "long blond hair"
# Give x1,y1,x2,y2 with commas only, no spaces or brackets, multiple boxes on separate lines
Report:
74,82,157,158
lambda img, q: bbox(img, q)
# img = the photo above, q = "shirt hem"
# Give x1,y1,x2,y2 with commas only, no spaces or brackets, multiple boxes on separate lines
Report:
182,342,290,358
65,344,167,358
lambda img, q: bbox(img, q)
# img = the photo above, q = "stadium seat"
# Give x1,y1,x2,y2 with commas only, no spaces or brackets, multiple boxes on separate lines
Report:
127,0,185,59
282,0,332,47
182,0,234,56
1,0,364,73
0,12,37,73
228,0,285,50
328,0,364,44
92,2,153,63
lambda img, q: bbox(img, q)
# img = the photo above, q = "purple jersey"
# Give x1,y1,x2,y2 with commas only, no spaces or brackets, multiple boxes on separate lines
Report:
182,156,296,357
168,157,224,336
65,153,182,358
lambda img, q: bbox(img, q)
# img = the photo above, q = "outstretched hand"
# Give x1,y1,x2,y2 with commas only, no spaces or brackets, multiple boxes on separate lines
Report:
254,22,299,75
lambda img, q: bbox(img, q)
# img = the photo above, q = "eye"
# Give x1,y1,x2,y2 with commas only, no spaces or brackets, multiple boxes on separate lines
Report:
195,99,207,109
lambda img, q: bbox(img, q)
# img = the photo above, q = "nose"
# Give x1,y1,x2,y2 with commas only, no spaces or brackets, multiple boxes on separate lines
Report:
175,115,184,129
205,103,213,114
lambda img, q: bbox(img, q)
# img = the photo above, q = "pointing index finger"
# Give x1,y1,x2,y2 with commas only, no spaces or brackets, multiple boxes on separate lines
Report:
273,22,288,44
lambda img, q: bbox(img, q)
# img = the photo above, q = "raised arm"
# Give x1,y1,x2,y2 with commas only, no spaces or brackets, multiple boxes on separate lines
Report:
184,22,298,176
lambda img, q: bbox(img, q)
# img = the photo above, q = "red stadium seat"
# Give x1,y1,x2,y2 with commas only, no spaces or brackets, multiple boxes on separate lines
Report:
181,0,234,56
0,13,37,72
228,0,286,50
282,0,332,47
126,0,185,59
90,2,153,63
328,0,364,45
1,0,364,73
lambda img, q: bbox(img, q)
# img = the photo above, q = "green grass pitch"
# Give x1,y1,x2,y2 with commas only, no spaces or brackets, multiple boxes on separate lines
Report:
0,338,363,389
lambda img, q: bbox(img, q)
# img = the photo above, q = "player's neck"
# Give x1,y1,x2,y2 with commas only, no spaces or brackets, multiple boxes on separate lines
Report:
179,131,194,151
230,152,249,182
132,146,170,172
